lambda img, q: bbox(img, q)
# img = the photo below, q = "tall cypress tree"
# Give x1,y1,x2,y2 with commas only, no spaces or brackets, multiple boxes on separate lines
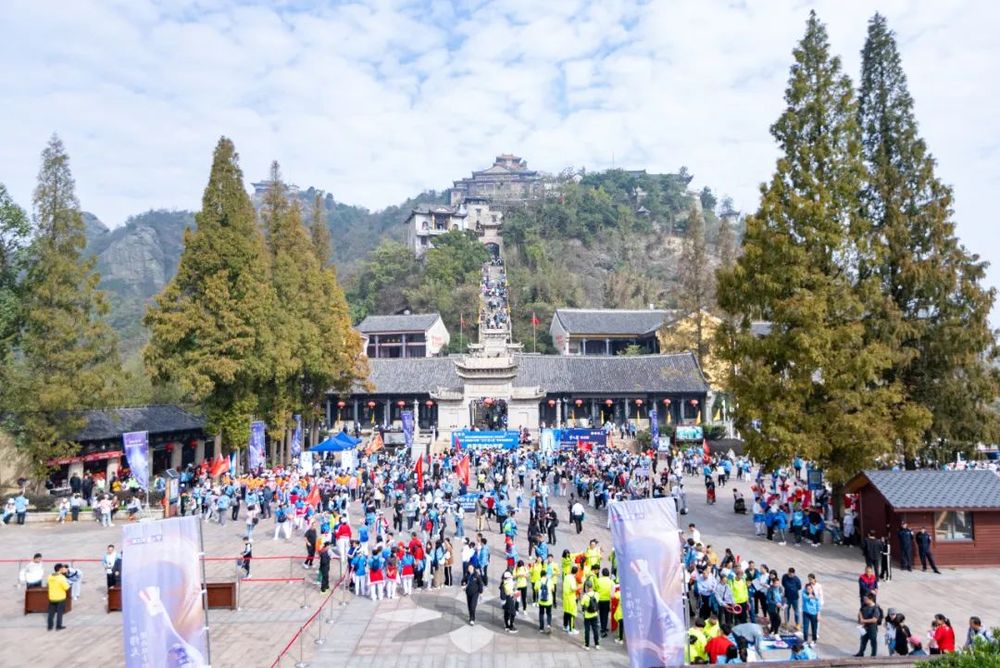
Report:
0,183,29,372
6,136,123,475
859,14,998,456
144,137,276,450
716,13,901,491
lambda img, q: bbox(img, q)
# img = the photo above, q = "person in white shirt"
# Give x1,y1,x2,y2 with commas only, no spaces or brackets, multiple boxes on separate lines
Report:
688,524,702,545
19,553,44,588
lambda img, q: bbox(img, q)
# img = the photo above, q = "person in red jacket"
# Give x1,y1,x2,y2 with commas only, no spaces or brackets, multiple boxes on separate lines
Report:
931,614,956,654
705,623,735,664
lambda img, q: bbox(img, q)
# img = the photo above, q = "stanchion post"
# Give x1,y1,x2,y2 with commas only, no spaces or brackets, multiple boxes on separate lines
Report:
314,604,325,646
15,560,22,588
293,630,307,668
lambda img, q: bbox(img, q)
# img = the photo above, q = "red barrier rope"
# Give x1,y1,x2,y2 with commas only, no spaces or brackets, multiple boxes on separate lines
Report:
0,555,307,564
268,573,347,668
240,577,305,583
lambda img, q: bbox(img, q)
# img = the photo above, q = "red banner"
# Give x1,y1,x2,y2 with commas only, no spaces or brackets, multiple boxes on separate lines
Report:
48,450,123,466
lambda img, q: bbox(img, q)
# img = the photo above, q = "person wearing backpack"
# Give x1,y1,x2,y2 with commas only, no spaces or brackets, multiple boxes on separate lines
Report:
580,581,601,650
537,572,554,633
273,503,291,541
855,594,883,657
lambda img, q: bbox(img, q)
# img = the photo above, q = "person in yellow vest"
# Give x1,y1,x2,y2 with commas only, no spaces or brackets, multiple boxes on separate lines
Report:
529,557,543,606
562,566,579,634
584,539,602,571
728,568,750,625
560,549,577,582
537,571,555,633
612,586,624,644
513,560,529,614
583,563,599,594
596,567,614,637
46,563,71,631
703,613,721,639
686,619,709,663
580,581,601,650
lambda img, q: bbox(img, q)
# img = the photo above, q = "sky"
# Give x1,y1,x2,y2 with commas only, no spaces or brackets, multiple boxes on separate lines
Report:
1,0,998,320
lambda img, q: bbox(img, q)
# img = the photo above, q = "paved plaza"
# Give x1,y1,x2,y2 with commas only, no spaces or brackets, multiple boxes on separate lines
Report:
3,471,999,667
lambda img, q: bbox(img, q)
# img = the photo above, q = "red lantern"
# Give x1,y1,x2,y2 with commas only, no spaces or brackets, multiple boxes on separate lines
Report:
547,399,556,407
337,400,346,409
397,400,406,408
188,439,197,448
634,399,644,406
165,443,174,452
690,399,699,406
425,400,434,408
574,399,583,407
367,401,376,409
604,399,613,407
662,398,671,406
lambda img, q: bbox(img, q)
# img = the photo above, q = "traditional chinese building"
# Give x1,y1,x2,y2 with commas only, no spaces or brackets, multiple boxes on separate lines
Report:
449,154,546,206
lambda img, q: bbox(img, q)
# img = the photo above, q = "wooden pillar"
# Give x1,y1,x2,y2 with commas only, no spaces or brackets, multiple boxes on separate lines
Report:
194,438,206,465
170,443,182,470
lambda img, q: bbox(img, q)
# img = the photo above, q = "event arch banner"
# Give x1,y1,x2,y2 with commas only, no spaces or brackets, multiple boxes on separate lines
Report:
609,497,685,668
122,515,209,667
451,429,519,450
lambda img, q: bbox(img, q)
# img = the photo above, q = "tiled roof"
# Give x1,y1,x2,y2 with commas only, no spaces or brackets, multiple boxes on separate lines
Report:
356,314,442,334
75,405,205,442
852,470,1000,510
356,353,708,396
552,309,677,336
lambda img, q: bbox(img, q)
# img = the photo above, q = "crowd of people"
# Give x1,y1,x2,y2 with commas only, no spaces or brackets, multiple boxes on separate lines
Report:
479,259,509,331
13,432,1000,661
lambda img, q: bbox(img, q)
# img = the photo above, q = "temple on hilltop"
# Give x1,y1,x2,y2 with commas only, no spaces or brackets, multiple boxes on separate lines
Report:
448,154,547,206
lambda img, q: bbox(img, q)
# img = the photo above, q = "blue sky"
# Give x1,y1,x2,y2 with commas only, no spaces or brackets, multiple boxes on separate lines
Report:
1,0,998,321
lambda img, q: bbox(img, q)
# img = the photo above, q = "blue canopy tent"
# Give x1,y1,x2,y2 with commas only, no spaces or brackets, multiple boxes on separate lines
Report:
310,432,361,453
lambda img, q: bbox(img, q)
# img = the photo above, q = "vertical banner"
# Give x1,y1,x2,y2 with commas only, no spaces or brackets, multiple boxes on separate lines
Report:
401,410,414,450
609,497,685,668
649,406,659,442
291,414,302,458
122,431,150,491
122,516,209,667
248,420,266,471
300,451,314,476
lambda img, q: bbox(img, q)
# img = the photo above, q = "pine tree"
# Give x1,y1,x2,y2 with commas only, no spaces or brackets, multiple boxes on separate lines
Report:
716,197,737,270
666,205,714,373
716,13,901,491
858,14,998,456
5,136,123,476
144,137,276,451
308,193,333,266
0,183,29,370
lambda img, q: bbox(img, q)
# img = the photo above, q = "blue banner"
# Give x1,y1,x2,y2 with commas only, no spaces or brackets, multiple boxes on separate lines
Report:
610,497,685,667
650,406,659,441
248,420,266,470
402,410,414,450
456,492,482,512
674,425,703,441
291,414,302,458
452,430,519,450
559,428,607,450
122,516,209,667
122,431,150,491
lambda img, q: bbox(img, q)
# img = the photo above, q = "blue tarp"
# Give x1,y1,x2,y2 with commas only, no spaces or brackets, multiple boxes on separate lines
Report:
310,431,361,452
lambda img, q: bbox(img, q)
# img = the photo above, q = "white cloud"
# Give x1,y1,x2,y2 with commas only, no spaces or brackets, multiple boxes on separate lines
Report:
1,0,998,322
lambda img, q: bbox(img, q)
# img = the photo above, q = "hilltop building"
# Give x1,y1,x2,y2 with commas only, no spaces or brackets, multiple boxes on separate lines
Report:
449,154,546,206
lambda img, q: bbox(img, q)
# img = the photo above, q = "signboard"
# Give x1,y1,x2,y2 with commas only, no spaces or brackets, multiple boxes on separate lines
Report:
807,467,824,491
402,410,414,450
451,430,519,450
609,497,685,667
649,406,659,441
674,425,704,442
559,428,607,450
456,492,482,512
48,449,123,466
122,516,209,667
540,429,557,452
300,451,315,476
122,431,150,491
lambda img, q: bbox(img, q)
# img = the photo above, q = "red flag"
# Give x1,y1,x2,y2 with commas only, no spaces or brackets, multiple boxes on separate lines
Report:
702,438,710,456
454,435,462,453
415,455,424,490
209,454,228,478
456,455,470,486
531,312,540,327
306,484,321,509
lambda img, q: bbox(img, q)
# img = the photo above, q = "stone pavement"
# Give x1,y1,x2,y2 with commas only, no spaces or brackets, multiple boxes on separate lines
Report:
3,472,999,667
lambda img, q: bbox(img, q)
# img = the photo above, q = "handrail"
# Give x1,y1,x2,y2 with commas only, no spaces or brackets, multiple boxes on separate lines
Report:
269,572,347,668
